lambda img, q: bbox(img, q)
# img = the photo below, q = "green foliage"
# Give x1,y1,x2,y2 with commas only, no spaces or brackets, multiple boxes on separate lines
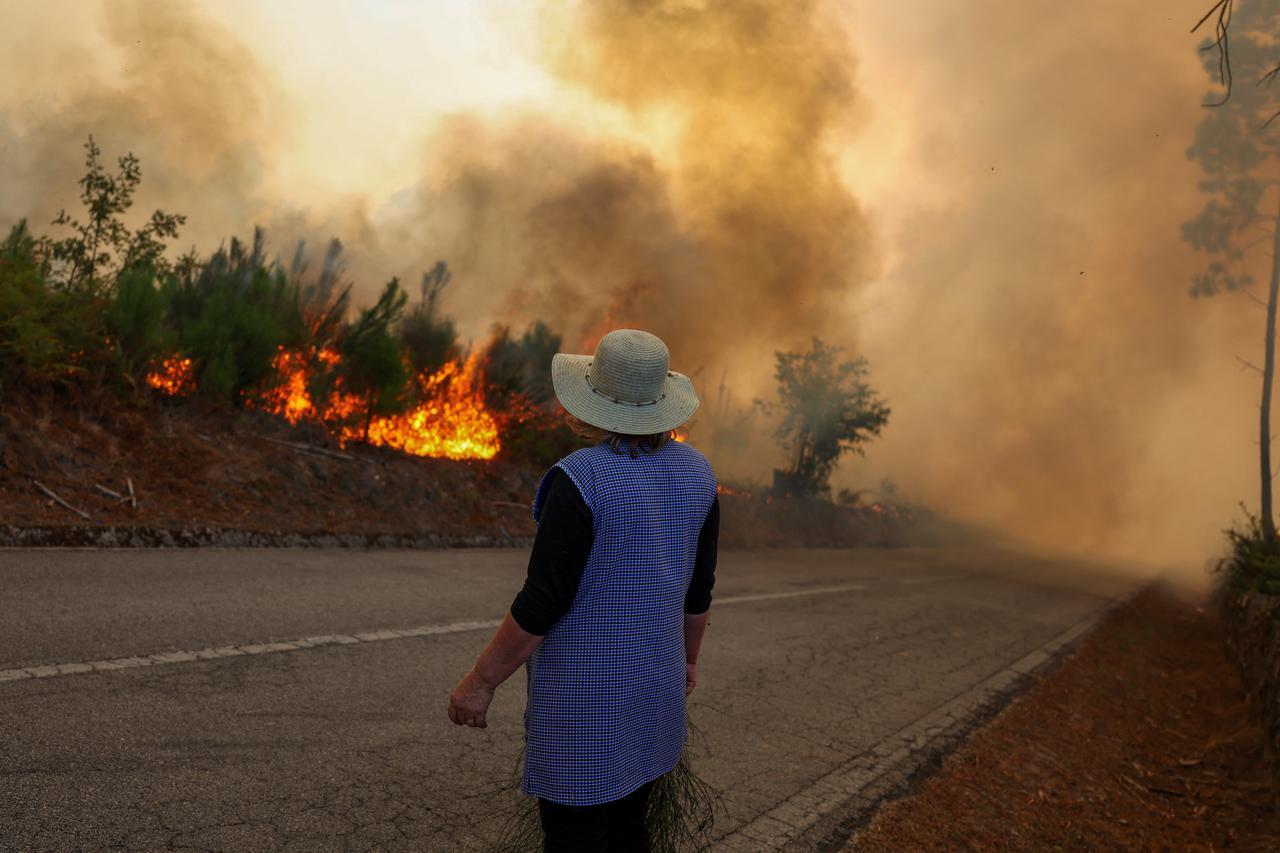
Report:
401,261,459,376
285,237,352,348
340,279,411,432
1221,509,1280,595
769,337,890,497
482,321,562,407
499,410,580,469
167,229,309,401
0,220,108,388
47,136,185,292
104,267,170,384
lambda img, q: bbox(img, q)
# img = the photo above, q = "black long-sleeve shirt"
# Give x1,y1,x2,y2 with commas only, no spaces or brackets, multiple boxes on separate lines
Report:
510,468,720,636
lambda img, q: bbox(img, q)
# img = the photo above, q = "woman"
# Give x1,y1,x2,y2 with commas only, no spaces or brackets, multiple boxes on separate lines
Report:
447,328,720,852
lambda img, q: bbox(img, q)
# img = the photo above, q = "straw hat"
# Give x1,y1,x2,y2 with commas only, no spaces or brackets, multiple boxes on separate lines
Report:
551,329,699,435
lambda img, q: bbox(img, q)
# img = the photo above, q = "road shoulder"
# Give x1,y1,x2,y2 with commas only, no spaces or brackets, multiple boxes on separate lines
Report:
832,584,1279,851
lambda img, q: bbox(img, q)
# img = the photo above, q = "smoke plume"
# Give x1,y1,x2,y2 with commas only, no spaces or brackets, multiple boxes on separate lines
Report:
841,0,1253,581
398,0,874,382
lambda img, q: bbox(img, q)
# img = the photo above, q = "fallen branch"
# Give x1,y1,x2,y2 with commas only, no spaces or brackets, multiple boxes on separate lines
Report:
126,477,136,509
264,437,355,462
94,483,123,500
1170,774,1269,789
32,480,90,520
492,501,530,509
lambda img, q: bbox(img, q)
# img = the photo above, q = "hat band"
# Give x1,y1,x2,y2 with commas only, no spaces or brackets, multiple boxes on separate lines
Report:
585,367,667,408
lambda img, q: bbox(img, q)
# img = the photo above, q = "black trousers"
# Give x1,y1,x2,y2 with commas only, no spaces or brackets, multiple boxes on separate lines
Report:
538,780,653,852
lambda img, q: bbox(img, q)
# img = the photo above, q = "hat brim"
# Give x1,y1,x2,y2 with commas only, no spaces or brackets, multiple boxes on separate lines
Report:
551,353,699,435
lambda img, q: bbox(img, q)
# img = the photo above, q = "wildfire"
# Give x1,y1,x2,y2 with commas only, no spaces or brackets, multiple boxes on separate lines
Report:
149,346,501,461
145,356,195,396
254,347,344,425
338,357,500,461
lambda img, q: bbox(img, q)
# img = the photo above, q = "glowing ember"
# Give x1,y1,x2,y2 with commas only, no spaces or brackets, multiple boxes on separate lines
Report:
145,356,195,396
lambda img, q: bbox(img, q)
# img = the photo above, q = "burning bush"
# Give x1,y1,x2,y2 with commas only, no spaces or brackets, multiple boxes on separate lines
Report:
401,262,460,377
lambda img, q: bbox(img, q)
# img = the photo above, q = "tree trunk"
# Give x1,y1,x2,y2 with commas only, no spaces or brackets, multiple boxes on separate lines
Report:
1260,189,1280,544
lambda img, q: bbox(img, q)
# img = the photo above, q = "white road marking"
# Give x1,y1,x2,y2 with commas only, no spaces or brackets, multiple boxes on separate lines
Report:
715,583,866,605
0,578,953,685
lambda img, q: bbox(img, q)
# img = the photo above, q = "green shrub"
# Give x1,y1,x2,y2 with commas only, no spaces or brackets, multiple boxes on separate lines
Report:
168,229,309,402
0,220,109,389
483,321,562,407
401,261,459,376
1221,510,1280,595
104,266,170,385
768,337,890,497
47,136,184,293
339,279,411,435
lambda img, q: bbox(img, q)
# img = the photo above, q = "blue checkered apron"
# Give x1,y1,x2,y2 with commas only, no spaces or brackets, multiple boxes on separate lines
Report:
521,440,717,806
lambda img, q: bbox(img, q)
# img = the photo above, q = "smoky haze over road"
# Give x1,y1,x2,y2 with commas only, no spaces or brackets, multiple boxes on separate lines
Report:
0,547,1135,850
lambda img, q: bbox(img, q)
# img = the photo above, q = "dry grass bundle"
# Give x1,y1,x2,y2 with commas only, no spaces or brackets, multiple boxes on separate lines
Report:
493,720,723,852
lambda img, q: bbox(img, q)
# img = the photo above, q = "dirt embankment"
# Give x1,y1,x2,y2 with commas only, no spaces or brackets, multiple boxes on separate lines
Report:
0,394,942,549
0,394,542,546
847,586,1279,851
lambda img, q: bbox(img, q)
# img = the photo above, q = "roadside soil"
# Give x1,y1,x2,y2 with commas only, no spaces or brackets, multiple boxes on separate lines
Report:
0,393,542,544
0,393,941,548
847,585,1279,851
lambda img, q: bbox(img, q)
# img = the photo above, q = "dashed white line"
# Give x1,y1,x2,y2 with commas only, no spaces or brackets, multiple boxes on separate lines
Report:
0,579,952,686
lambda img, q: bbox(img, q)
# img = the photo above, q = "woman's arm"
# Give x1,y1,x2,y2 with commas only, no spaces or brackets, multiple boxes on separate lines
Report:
447,469,593,728
683,497,720,696
683,612,709,696
447,612,542,728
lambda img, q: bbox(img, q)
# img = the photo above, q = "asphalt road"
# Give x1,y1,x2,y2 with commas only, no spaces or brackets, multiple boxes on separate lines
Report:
0,546,1138,851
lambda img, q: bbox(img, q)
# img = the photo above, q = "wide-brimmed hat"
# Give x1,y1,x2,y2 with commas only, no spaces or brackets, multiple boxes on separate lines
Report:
551,329,699,435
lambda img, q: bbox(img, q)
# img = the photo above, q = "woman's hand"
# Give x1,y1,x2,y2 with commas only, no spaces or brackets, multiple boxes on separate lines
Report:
447,669,496,729
685,661,697,697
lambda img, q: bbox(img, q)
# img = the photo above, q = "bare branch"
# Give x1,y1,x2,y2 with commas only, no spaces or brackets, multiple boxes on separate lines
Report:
93,483,123,500
1239,234,1273,253
1193,0,1234,106
32,480,90,520
264,437,356,462
1241,288,1270,309
1237,355,1265,375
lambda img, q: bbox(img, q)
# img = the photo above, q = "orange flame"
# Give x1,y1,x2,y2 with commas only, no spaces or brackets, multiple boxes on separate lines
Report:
145,356,195,396
339,356,500,460
254,347,347,425
256,347,500,460
148,346,501,461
